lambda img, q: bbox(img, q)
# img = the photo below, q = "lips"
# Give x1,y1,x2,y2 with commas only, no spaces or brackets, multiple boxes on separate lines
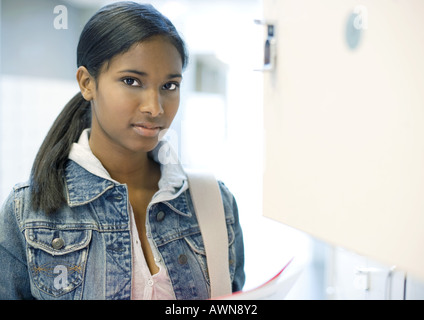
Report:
132,122,162,138
133,122,161,130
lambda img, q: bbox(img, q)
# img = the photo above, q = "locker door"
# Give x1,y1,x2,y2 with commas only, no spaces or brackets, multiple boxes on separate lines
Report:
262,0,424,281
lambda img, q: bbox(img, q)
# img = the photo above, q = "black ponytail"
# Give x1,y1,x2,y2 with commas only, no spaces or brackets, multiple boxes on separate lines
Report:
29,1,188,213
30,93,90,213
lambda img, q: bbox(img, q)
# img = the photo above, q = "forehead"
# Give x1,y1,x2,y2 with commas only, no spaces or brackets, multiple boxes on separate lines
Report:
104,36,183,75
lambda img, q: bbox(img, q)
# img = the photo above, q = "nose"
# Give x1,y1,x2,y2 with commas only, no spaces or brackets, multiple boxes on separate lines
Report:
138,89,164,117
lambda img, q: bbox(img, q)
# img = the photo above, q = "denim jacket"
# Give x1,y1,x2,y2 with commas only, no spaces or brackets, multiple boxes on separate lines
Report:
0,133,245,300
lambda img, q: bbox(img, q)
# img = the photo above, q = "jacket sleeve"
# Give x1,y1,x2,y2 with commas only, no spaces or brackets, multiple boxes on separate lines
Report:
0,190,33,299
218,182,246,292
230,192,246,292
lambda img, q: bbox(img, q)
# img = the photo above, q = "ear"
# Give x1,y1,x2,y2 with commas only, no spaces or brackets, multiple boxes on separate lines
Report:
76,66,96,101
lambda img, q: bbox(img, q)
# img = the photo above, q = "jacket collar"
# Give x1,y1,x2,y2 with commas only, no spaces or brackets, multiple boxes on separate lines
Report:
66,129,189,214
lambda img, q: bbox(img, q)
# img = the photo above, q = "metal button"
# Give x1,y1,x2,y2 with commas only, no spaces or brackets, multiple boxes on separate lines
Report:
156,211,165,222
51,237,65,250
178,254,188,265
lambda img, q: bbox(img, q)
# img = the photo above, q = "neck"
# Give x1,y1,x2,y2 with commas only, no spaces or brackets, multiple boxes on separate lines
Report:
88,137,160,191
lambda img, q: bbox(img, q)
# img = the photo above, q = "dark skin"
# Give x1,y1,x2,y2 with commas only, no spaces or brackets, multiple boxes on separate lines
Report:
76,36,183,274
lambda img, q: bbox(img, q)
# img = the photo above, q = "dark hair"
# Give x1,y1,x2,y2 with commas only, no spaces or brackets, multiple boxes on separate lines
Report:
30,1,188,214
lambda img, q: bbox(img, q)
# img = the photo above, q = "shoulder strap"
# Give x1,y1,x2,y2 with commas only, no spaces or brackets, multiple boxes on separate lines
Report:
185,169,232,298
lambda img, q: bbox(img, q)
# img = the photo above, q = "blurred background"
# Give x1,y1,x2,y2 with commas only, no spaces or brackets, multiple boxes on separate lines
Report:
1,0,423,299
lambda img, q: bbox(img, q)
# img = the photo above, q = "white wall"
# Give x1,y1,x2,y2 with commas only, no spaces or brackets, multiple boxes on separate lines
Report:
262,0,424,298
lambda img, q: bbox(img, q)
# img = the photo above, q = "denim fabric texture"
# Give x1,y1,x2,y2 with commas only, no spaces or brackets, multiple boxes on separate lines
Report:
0,138,245,300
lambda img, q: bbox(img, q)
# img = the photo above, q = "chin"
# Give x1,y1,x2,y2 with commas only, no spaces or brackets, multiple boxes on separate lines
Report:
128,139,160,154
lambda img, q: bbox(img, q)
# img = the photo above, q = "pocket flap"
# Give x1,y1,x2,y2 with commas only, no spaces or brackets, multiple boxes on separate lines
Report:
25,228,92,256
184,225,235,256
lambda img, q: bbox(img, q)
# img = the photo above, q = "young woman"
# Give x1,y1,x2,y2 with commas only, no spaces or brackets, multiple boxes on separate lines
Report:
0,1,244,300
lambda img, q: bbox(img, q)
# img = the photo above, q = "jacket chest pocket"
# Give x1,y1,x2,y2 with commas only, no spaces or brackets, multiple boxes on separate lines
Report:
25,228,92,298
183,223,236,285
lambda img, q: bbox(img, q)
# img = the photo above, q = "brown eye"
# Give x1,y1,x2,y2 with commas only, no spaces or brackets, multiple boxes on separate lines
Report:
123,77,140,86
162,82,179,91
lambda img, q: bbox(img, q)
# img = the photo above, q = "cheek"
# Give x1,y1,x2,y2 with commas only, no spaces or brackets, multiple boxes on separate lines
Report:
95,90,134,123
164,96,180,123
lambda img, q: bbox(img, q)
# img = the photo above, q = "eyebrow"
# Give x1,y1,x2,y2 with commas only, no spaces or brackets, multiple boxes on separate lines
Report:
118,69,183,79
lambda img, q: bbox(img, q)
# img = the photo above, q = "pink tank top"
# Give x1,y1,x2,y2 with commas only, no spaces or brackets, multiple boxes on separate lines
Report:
129,205,175,300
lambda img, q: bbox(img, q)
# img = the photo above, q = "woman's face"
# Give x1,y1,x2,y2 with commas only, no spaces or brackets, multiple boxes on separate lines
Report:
84,36,183,156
